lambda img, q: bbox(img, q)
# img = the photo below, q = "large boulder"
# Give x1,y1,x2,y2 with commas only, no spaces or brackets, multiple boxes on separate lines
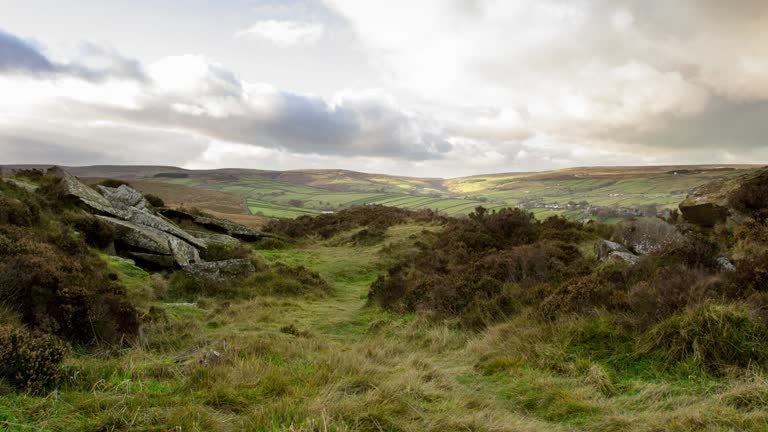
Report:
678,175,743,227
612,218,686,255
182,259,256,284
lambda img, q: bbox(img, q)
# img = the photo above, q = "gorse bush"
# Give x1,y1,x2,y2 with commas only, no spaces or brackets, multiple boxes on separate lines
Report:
0,325,68,393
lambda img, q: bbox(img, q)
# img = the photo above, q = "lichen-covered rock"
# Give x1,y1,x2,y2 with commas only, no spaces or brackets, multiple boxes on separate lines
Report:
182,259,256,283
608,251,641,265
595,240,631,260
59,171,119,216
161,208,264,242
97,216,200,267
717,257,736,272
97,216,172,256
612,218,686,255
186,230,241,249
595,239,640,265
194,215,264,241
122,208,205,248
2,178,38,193
167,235,200,267
98,185,150,211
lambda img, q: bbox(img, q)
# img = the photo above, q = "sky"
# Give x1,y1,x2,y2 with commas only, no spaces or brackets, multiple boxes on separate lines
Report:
0,0,767,178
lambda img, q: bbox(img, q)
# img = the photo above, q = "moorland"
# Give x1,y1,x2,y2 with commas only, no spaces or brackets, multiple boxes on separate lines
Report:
0,165,767,431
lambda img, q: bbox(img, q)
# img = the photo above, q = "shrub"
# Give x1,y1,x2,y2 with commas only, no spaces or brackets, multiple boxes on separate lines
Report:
99,178,132,188
253,265,332,297
0,325,68,393
626,266,724,326
636,302,768,372
63,212,115,249
265,205,445,239
656,231,720,269
729,169,768,221
540,273,621,317
0,225,139,344
143,193,165,208
0,195,39,226
200,242,251,261
731,252,768,293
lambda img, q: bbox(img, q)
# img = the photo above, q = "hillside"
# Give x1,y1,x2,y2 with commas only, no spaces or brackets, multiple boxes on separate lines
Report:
2,164,762,223
1,166,768,431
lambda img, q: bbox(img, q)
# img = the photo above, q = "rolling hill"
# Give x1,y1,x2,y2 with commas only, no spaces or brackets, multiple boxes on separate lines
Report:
2,164,763,223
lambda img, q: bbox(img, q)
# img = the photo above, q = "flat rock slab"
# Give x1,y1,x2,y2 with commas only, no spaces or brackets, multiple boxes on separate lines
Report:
182,259,256,283
97,216,201,267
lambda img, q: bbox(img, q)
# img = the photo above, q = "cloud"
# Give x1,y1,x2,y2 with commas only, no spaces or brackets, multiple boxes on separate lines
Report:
0,41,450,162
325,0,768,152
235,20,324,45
0,30,55,75
0,28,146,82
3,1,768,178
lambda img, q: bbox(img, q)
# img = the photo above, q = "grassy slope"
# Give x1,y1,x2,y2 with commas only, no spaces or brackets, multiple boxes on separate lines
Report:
2,223,766,431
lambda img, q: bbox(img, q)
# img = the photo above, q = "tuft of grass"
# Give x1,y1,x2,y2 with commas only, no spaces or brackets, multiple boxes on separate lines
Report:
636,302,768,372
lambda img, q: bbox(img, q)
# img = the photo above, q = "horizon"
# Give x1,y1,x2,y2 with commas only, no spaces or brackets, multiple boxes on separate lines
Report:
2,162,765,181
2,1,768,176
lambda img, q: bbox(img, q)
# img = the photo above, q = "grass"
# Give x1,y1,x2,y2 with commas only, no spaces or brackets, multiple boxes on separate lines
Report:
3,222,768,431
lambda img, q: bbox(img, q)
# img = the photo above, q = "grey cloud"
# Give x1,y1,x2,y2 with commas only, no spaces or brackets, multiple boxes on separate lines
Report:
613,97,768,151
0,30,55,74
96,88,452,160
0,123,209,167
0,28,146,82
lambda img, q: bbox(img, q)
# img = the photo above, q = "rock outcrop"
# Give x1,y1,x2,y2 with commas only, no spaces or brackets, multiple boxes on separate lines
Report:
57,171,209,268
678,176,739,227
2,178,38,193
161,208,265,241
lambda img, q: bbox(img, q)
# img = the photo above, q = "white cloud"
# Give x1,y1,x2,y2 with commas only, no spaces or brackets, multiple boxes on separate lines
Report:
235,20,324,46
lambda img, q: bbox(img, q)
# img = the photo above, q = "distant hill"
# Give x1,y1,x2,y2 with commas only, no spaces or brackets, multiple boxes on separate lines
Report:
2,164,764,222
